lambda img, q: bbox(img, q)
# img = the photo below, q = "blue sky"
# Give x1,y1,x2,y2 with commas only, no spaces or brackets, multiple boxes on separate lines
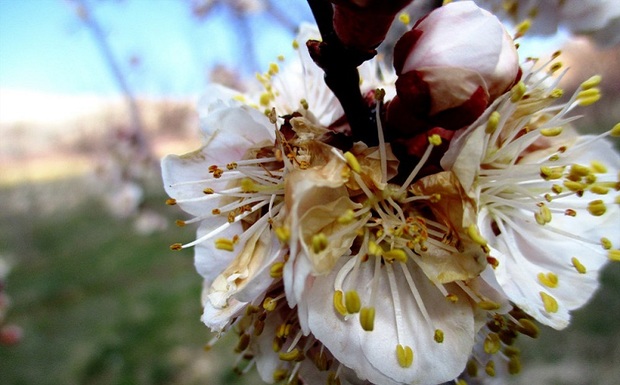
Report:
0,0,313,97
0,0,570,100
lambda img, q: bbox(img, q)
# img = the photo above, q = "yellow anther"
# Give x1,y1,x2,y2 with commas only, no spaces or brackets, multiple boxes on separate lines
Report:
547,88,563,99
486,111,501,134
446,293,459,303
442,0,453,5
540,166,564,180
300,98,309,110
570,163,591,177
203,187,215,194
277,54,285,61
466,359,478,377
571,257,587,274
484,333,501,354
467,224,488,246
428,134,442,146
263,297,277,311
609,249,620,262
241,178,258,192
590,160,608,174
327,372,341,385
360,307,375,331
398,12,410,24
551,184,563,194
292,39,299,49
537,272,559,288
170,243,183,251
539,126,563,137
175,220,186,227
232,94,246,102
343,151,361,173
514,19,531,39
311,233,329,254
345,290,361,314
333,290,348,316
478,300,501,311
383,249,408,263
587,200,606,216
165,198,177,205
268,62,279,75
517,318,540,338
550,62,563,73
259,92,272,106
535,204,552,225
273,368,288,381
601,237,612,250
275,226,290,243
577,88,601,106
540,292,559,313
485,360,496,377
337,209,355,224
456,380,468,385
396,344,414,368
434,329,444,343
234,333,251,353
590,184,610,195
563,180,586,192
272,336,284,352
508,355,522,375
581,75,602,90
214,238,234,251
368,241,383,257
279,348,304,362
270,262,284,278
610,123,620,137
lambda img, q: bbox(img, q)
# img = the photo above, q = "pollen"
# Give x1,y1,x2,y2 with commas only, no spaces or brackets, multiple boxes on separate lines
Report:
279,348,304,362
275,226,290,243
581,75,602,90
537,272,559,288
540,166,564,180
601,237,612,249
478,300,501,311
300,98,309,110
343,151,362,173
590,160,608,174
446,293,459,303
569,163,590,178
360,307,375,331
434,329,444,343
587,200,606,216
333,290,348,316
165,198,177,205
203,187,214,194
486,111,501,134
337,209,355,224
270,262,284,278
535,204,552,225
485,360,496,377
517,318,540,338
467,224,488,247
175,220,186,227
396,344,414,368
263,297,278,311
571,257,587,274
345,290,361,314
484,333,501,354
428,134,442,146
540,127,563,137
170,243,183,251
241,178,258,193
540,291,559,313
312,233,329,254
577,88,601,106
609,249,620,262
590,184,610,195
514,19,531,39
398,12,410,24
215,238,234,251
610,123,620,137
268,62,279,75
383,249,408,263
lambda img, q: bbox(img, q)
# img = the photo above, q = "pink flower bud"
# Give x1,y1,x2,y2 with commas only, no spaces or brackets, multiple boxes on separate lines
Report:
388,1,519,131
330,0,414,50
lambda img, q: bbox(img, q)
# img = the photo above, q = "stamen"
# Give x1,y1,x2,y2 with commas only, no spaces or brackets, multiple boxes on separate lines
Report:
539,291,559,313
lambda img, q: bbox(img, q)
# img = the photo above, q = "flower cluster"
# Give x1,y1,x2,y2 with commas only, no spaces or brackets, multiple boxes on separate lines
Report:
162,1,619,384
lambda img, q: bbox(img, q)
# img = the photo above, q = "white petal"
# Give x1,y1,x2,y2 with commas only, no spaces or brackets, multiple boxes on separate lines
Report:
305,257,476,385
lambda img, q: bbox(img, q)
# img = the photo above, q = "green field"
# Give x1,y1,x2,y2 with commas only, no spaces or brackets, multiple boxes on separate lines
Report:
0,176,619,385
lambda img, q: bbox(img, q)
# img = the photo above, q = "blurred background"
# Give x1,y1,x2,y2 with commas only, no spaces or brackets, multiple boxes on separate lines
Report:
0,1,618,384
